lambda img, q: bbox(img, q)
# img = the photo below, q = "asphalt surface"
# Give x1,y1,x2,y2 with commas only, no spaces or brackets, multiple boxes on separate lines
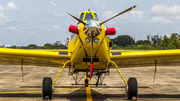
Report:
0,65,180,101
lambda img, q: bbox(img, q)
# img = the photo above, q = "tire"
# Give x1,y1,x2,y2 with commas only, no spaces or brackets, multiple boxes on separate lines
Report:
127,77,138,100
42,77,52,99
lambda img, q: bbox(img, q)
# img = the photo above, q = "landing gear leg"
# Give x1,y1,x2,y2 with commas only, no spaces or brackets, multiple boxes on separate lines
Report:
110,61,138,100
42,60,71,100
96,73,101,87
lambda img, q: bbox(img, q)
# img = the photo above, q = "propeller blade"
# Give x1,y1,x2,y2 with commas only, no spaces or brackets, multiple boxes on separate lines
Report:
100,5,137,25
50,2,86,25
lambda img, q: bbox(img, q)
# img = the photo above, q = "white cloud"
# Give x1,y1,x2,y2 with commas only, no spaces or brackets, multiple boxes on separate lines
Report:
0,5,5,11
174,16,180,19
147,16,172,24
17,18,27,23
5,19,11,22
53,11,67,17
6,2,19,11
21,26,29,29
4,27,16,30
93,0,98,6
130,11,143,18
51,25,61,30
0,20,4,25
102,10,116,19
151,4,180,15
101,3,107,9
0,12,6,19
93,0,107,9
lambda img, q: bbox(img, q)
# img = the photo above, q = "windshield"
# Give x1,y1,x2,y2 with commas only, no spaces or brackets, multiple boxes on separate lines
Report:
78,12,99,24
79,13,84,20
94,13,99,21
77,13,84,25
84,13,94,21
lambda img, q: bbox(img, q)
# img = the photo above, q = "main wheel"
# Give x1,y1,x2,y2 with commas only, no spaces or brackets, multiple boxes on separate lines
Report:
42,77,52,100
127,77,138,100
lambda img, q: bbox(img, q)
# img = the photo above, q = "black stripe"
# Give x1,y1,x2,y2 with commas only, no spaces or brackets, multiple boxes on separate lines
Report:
112,52,121,56
59,52,68,56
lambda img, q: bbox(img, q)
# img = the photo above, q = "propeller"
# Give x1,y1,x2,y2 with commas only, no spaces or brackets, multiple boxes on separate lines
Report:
50,2,86,25
100,5,137,25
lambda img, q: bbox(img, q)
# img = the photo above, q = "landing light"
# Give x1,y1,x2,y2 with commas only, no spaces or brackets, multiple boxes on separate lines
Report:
94,39,99,44
85,38,90,43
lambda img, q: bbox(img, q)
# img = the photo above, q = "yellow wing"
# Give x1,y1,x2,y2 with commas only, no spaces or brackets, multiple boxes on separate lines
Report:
110,49,180,67
0,48,70,67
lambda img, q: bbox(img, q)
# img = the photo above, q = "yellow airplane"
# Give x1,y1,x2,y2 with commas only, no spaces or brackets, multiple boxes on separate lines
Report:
1,2,180,100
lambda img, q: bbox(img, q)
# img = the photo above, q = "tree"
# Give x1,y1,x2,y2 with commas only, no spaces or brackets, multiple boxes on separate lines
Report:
171,33,179,39
11,45,17,49
64,38,70,46
111,35,135,47
136,40,151,45
152,38,157,45
27,44,37,49
44,43,53,49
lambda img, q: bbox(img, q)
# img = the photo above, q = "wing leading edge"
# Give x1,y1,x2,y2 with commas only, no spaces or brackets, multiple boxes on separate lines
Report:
110,49,180,67
0,48,70,67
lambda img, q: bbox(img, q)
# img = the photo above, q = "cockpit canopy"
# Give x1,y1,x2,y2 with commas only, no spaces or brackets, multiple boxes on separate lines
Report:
77,11,99,24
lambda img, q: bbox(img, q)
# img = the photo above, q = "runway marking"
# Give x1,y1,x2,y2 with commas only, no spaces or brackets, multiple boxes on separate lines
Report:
0,88,86,94
86,78,93,101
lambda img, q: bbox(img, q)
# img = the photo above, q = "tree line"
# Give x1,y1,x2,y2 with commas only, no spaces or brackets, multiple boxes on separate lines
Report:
3,33,180,50
111,33,180,50
10,41,67,49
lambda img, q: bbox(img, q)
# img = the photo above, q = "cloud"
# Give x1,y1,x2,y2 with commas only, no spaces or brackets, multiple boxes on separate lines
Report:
5,19,11,22
151,4,180,15
53,11,67,17
0,2,19,11
0,5,5,11
102,10,116,19
0,20,4,25
17,18,27,23
0,12,6,19
51,25,61,30
21,26,29,29
147,16,172,24
93,0,98,6
3,27,16,30
130,11,143,18
93,0,107,9
6,2,19,11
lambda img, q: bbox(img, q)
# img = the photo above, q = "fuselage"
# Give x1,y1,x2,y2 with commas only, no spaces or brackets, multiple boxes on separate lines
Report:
68,11,114,71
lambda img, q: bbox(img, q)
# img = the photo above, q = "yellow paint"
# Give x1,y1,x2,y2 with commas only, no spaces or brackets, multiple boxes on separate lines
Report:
53,60,71,86
0,88,86,94
68,41,74,53
85,73,93,101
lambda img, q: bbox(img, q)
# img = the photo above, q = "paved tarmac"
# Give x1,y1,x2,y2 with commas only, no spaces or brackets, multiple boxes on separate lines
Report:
0,65,180,101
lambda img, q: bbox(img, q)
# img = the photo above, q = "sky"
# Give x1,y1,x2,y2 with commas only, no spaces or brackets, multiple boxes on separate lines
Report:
0,0,180,46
